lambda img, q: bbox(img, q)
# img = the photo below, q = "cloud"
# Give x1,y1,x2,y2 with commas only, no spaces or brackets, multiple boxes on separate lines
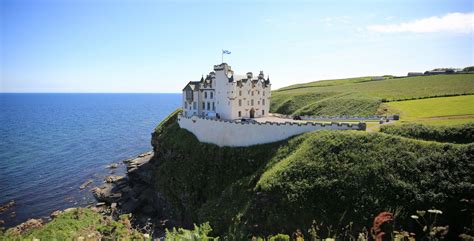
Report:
367,12,474,34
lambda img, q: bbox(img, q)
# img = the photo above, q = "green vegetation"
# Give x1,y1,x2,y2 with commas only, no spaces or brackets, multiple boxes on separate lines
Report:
271,74,474,117
165,222,218,241
150,111,473,240
379,95,474,125
463,66,474,72
1,208,145,240
380,123,474,144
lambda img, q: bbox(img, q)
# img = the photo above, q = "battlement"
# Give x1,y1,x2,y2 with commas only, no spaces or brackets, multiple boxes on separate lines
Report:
177,114,365,147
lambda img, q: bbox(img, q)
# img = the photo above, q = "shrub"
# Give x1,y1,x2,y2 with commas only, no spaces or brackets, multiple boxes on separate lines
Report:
269,233,290,241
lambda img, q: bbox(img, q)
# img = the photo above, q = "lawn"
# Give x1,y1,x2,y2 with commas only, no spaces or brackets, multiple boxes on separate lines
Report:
381,95,474,125
271,74,474,117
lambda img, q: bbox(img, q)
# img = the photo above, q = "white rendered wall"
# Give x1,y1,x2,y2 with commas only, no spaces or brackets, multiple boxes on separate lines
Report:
178,115,364,147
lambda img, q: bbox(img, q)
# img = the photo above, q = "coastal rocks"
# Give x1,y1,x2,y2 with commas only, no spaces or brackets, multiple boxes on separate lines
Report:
105,175,124,183
106,163,119,169
87,151,178,233
0,200,15,213
92,185,117,203
79,179,93,190
50,210,62,219
8,218,43,235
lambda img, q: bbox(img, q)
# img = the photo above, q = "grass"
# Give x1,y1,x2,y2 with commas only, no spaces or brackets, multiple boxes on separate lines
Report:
380,95,474,125
149,111,473,239
1,208,145,240
271,74,474,117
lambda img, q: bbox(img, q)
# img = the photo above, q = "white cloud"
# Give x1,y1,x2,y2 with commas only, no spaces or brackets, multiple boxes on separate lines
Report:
367,12,474,34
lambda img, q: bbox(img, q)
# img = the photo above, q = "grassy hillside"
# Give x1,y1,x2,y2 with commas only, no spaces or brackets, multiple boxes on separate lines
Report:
379,95,474,125
149,111,473,240
380,123,474,144
271,74,474,118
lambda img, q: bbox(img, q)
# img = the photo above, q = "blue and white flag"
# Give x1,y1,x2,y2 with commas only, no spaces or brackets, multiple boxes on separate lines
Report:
222,50,231,54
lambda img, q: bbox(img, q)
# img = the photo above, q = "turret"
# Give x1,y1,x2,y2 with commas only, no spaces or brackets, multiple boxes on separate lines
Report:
246,72,253,79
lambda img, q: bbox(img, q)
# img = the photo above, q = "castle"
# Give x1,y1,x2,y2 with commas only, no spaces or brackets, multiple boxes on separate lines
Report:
182,63,271,120
178,63,365,147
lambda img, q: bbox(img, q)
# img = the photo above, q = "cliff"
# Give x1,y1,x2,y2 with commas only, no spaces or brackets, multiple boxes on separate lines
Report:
148,110,473,239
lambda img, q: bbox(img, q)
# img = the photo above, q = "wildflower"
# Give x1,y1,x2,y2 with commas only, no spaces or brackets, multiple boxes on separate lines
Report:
410,215,419,220
416,210,426,217
372,212,393,241
428,209,442,214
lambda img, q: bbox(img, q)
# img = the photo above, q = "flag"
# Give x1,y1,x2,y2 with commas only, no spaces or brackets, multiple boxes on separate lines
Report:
222,50,231,54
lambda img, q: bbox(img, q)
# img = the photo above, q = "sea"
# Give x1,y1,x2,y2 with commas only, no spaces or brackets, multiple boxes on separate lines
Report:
0,93,181,227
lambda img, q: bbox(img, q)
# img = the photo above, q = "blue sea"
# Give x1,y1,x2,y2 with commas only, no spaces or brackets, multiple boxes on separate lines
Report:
0,94,181,227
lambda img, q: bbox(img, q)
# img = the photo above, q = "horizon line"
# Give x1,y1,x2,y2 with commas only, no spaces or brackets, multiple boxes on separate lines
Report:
0,92,182,94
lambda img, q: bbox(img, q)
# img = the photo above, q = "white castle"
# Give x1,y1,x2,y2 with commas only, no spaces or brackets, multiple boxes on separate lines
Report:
182,63,271,120
178,63,365,147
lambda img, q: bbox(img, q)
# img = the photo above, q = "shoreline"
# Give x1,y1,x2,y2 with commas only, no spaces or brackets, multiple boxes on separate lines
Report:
0,151,158,234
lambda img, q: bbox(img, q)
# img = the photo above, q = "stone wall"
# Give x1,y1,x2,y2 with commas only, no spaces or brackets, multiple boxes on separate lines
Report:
177,115,365,147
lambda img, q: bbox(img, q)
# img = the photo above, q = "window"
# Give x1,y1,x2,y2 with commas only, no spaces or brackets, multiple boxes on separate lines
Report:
238,99,242,106
202,102,205,109
262,99,265,105
258,91,260,95
263,91,265,96
238,111,241,117
212,102,215,111
251,91,254,96
210,92,213,99
204,92,207,99
239,90,242,96
193,102,197,109
257,101,260,105
185,102,188,108
262,110,265,115
207,102,210,110
251,99,254,106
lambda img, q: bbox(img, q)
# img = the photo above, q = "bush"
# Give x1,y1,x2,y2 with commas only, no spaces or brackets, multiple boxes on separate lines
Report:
269,233,290,241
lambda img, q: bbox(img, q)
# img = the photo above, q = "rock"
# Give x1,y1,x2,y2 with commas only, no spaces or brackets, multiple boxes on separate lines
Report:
111,203,117,210
92,185,122,203
105,175,124,183
120,197,140,213
96,202,106,207
123,158,134,164
107,163,119,169
0,219,4,225
63,208,78,213
77,236,85,241
8,218,43,235
10,212,16,218
50,210,62,219
0,200,15,213
79,179,93,190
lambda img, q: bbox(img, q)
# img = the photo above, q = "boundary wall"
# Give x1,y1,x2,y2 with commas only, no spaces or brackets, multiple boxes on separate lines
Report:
177,114,365,147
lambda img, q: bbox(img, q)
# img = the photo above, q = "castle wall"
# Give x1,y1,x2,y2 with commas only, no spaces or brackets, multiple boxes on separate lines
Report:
178,115,365,147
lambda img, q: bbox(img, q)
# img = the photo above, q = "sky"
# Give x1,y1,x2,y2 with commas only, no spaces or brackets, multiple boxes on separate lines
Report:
1,0,473,93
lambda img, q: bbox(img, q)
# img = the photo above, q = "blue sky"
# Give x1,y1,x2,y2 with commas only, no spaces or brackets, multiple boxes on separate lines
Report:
1,0,473,93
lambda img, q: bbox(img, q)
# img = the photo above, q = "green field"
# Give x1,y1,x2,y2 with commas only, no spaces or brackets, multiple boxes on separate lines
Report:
271,74,474,119
380,95,474,125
